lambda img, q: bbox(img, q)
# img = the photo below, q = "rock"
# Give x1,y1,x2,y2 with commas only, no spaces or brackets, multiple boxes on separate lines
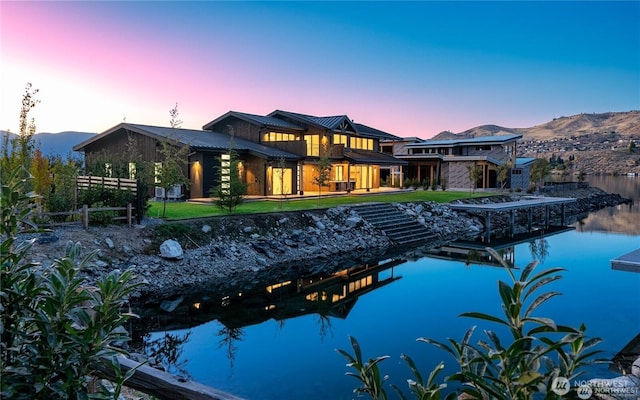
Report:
345,216,362,227
202,224,212,233
315,221,326,230
36,234,58,244
633,357,640,378
243,226,253,233
105,237,115,249
160,239,183,259
160,296,184,313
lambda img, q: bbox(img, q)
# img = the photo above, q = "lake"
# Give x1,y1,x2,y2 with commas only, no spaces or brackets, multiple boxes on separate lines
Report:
137,176,639,399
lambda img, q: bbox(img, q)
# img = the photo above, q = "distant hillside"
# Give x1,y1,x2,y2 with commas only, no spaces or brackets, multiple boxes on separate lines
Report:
429,111,640,175
1,131,96,158
431,111,639,141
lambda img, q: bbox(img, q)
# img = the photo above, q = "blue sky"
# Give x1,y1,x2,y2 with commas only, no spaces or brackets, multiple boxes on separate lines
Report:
1,1,638,138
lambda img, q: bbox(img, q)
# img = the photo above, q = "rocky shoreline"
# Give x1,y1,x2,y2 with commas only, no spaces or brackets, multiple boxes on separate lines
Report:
24,186,630,306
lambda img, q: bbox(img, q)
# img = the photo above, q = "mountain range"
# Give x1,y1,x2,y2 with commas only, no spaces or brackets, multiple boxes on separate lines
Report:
1,131,96,158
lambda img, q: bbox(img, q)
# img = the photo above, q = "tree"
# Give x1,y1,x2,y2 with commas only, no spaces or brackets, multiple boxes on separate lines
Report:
312,140,332,204
630,140,637,154
274,156,288,208
156,103,190,218
530,158,551,190
466,163,483,194
1,83,39,184
211,128,247,213
29,148,52,210
496,161,512,191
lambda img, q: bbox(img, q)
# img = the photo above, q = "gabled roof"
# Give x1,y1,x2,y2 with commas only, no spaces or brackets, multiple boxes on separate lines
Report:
406,134,523,148
353,123,402,140
268,110,358,133
73,123,301,160
202,111,304,131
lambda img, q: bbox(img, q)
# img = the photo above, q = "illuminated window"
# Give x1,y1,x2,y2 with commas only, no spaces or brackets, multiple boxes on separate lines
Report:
349,137,373,151
104,163,113,178
128,162,136,179
334,165,344,180
333,134,348,146
154,162,161,184
264,132,296,142
304,134,320,156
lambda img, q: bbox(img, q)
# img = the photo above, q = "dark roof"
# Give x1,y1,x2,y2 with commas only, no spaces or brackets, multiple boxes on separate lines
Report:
344,149,407,166
406,134,522,148
353,123,401,140
268,110,354,131
202,110,304,131
73,123,300,160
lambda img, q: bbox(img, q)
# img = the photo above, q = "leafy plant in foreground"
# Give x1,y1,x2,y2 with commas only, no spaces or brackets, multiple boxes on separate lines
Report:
338,248,603,399
1,167,141,399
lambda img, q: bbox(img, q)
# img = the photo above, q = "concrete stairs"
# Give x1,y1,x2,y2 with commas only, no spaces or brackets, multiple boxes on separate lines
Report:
351,203,436,246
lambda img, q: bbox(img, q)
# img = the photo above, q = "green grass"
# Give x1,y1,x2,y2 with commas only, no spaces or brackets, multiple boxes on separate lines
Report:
148,190,493,220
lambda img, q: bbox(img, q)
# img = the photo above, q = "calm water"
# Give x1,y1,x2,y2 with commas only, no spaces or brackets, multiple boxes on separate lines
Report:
140,176,640,400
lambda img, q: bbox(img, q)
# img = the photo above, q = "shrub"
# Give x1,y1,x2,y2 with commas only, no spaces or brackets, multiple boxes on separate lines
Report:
337,248,603,400
1,167,141,399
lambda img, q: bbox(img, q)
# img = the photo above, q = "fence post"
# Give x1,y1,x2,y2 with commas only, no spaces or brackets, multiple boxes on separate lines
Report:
82,204,89,229
127,203,132,227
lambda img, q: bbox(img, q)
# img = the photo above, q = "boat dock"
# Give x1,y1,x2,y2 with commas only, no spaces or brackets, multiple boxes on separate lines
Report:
611,248,640,273
449,196,577,243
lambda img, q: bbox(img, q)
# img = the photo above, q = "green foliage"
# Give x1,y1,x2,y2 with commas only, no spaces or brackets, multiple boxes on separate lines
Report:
156,104,190,217
211,129,247,213
466,164,483,193
312,142,332,204
1,167,141,399
1,82,39,188
530,158,551,189
77,186,136,209
47,157,80,217
497,162,512,191
338,248,603,400
336,337,390,400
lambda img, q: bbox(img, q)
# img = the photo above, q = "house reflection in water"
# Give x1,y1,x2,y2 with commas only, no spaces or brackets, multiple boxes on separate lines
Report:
139,257,405,335
426,226,575,268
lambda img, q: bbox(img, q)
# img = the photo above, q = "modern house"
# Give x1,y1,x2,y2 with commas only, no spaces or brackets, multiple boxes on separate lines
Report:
73,110,406,199
390,134,531,190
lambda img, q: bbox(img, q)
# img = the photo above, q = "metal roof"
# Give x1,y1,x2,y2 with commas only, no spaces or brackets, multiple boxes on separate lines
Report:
406,134,522,148
353,123,402,140
269,110,353,131
515,157,537,166
202,111,304,131
344,149,407,165
73,123,301,160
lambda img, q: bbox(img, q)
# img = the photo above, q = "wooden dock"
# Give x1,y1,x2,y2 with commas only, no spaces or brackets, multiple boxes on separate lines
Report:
611,248,640,273
449,196,577,243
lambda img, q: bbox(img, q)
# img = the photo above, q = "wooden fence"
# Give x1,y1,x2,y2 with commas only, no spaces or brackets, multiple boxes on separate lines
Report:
38,204,135,229
76,175,138,193
76,175,143,223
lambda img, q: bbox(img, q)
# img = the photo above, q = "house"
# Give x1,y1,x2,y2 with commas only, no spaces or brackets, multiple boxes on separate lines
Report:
391,134,530,190
73,110,406,199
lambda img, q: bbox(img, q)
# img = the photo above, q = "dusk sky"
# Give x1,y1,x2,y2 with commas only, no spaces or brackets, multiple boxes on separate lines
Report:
1,1,638,139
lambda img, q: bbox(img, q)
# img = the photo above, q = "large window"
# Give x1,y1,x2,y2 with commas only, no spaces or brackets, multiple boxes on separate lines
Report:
333,134,348,146
350,137,373,151
304,134,320,156
263,132,296,142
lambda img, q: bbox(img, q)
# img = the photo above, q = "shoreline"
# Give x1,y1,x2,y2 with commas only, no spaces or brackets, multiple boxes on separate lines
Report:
24,186,630,306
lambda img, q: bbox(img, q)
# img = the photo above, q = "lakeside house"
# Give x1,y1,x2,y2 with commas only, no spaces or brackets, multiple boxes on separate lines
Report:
72,110,406,199
386,134,533,190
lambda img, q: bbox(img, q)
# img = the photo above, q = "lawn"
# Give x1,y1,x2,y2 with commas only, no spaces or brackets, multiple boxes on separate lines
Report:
148,190,493,220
